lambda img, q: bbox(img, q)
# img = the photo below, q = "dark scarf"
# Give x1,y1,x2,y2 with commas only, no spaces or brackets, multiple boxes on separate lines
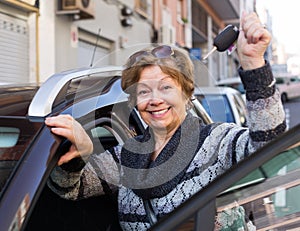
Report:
120,113,203,199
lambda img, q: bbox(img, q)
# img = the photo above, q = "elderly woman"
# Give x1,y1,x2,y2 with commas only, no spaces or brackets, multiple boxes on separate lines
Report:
45,12,286,230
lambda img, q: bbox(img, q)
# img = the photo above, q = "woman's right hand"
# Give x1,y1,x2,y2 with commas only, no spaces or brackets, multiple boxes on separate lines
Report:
45,114,93,166
237,11,271,70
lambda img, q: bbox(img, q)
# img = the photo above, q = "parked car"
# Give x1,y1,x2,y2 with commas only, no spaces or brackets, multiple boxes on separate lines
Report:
215,77,246,101
194,86,247,127
275,74,300,103
150,123,300,231
0,66,212,231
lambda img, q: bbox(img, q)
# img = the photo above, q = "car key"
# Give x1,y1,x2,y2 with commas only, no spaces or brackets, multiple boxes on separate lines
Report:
202,24,240,60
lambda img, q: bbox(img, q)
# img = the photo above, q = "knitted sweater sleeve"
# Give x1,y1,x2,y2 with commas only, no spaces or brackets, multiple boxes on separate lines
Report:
238,61,286,153
202,61,286,168
48,145,122,200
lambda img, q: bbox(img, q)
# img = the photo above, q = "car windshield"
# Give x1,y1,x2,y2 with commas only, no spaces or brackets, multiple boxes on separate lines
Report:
0,118,42,195
196,94,235,123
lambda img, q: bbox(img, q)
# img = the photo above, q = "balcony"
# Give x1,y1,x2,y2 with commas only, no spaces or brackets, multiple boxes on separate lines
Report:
192,0,240,44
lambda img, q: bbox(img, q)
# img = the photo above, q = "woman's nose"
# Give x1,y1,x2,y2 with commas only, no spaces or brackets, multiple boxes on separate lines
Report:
149,90,164,105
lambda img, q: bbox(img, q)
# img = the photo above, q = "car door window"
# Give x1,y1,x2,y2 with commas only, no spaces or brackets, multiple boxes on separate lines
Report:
87,117,127,154
276,77,284,84
0,120,42,195
215,144,300,230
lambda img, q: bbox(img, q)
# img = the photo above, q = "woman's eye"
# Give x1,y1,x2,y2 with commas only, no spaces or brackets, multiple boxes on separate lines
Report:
137,89,149,96
161,85,172,90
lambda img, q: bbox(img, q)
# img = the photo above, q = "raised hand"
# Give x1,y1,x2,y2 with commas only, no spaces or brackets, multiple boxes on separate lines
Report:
237,11,271,70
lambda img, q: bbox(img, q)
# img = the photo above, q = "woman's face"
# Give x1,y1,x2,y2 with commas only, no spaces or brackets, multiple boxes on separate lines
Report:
136,65,188,133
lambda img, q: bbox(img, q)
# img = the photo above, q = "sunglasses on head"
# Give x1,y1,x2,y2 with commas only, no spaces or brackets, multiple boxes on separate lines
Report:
127,45,175,67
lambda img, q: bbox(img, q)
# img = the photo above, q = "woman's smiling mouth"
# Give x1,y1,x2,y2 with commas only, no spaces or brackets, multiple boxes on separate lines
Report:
149,107,171,116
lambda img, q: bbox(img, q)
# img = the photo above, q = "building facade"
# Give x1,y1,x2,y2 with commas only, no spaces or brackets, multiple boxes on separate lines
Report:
0,0,155,83
190,0,255,85
0,0,39,83
0,0,256,85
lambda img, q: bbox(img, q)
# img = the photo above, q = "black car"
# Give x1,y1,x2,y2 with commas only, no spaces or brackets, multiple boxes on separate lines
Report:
0,66,212,231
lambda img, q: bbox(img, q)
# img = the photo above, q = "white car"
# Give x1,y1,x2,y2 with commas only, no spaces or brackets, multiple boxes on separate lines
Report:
275,74,300,103
215,77,246,101
194,86,247,127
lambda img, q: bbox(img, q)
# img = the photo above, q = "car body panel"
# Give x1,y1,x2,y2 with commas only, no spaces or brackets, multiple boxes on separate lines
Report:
0,127,56,231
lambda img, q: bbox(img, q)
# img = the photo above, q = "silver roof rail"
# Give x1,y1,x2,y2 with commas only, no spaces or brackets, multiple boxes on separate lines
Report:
28,66,124,118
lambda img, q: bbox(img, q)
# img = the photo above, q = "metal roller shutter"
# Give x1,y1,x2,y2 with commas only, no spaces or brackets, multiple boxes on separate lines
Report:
0,13,29,83
78,40,110,67
78,28,112,68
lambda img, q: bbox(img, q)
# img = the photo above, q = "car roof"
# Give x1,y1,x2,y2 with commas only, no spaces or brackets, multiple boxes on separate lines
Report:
28,65,124,118
215,77,241,85
26,65,213,125
0,83,40,116
194,86,240,95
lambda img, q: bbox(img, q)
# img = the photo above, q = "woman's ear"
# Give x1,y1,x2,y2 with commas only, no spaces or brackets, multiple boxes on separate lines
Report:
185,98,193,111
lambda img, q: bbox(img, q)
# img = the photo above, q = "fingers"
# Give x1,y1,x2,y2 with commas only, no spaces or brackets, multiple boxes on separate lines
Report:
240,12,271,45
237,12,270,70
57,145,80,166
45,114,94,165
45,114,76,141
45,114,74,129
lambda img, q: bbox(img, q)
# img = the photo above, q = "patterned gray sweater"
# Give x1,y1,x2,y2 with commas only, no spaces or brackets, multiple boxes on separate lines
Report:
49,62,286,230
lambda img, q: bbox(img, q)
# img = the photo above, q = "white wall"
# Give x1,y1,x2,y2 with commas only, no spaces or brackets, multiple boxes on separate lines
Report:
39,1,56,82
38,0,153,82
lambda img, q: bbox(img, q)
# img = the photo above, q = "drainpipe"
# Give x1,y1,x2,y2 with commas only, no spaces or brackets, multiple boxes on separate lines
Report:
35,11,40,83
207,16,214,86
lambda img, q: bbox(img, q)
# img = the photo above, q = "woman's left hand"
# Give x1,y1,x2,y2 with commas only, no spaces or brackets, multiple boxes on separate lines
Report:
237,11,271,70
